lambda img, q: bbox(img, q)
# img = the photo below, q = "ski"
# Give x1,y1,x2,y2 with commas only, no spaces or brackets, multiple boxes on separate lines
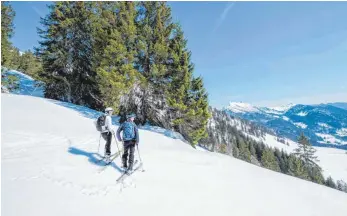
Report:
116,160,143,183
97,150,122,173
95,152,119,164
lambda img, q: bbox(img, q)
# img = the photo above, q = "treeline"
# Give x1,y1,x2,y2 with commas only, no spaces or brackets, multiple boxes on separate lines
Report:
1,2,43,88
233,131,347,192
36,1,210,144
202,108,347,193
2,1,210,145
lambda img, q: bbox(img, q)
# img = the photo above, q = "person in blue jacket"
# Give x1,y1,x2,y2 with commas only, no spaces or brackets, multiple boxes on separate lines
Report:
116,113,139,171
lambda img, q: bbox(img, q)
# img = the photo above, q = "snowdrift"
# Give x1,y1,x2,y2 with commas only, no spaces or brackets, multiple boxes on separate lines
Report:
2,94,347,216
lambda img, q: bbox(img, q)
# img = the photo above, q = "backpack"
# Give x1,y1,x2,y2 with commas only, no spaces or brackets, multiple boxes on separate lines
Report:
96,114,106,132
122,121,136,141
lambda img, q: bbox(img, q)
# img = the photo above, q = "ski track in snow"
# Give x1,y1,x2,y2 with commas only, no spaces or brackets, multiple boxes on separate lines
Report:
2,93,347,216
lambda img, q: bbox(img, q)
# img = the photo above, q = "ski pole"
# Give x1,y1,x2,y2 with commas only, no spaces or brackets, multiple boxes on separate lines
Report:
136,144,143,163
113,132,122,156
97,133,101,154
136,144,145,172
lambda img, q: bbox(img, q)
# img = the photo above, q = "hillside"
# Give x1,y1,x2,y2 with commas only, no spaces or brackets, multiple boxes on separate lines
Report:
2,93,347,216
225,102,347,149
202,107,347,183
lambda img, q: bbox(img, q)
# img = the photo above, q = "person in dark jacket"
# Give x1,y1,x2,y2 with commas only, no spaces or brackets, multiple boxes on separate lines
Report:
116,113,139,171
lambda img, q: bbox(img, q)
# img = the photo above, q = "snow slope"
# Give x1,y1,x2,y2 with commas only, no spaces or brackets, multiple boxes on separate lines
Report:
243,132,347,182
2,94,347,216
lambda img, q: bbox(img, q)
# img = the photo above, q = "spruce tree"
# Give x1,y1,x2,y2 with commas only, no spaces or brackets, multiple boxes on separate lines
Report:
288,155,309,180
294,132,320,169
325,176,337,189
337,180,347,193
1,1,15,67
261,148,280,171
37,2,100,108
18,50,42,78
235,138,251,161
307,166,324,184
94,1,139,112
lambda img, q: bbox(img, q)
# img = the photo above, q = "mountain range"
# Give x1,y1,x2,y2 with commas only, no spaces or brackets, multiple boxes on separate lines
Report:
224,102,347,150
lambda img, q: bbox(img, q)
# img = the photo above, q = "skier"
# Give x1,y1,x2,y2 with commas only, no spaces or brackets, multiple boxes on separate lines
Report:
116,113,139,172
101,107,115,162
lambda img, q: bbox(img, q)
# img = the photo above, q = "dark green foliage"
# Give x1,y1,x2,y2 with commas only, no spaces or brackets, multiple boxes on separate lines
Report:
1,1,22,69
325,176,337,189
337,180,347,192
18,50,43,79
1,69,19,92
237,137,251,162
288,155,309,180
308,166,324,184
1,2,15,67
37,2,101,108
220,144,227,154
94,1,139,112
36,1,210,144
261,148,280,172
294,132,319,168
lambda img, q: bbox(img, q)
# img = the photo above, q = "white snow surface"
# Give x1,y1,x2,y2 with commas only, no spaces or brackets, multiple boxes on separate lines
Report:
318,123,332,129
243,133,347,183
293,122,308,129
336,128,347,137
269,103,296,112
227,102,259,113
2,94,347,216
297,111,308,116
282,116,290,121
316,133,347,145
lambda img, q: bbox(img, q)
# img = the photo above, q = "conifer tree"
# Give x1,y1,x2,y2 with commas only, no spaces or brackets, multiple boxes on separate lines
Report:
325,176,337,189
288,155,309,179
94,1,139,112
261,148,280,171
294,132,319,168
37,2,100,108
18,50,42,78
1,1,15,67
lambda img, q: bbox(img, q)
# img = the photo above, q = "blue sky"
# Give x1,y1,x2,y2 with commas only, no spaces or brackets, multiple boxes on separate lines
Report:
9,1,347,108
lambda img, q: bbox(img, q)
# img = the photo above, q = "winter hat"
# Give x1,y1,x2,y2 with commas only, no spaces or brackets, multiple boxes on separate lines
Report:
126,113,136,119
105,107,113,112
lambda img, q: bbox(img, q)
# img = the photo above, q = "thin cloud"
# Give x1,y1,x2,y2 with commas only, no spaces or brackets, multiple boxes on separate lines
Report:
213,2,236,33
32,6,45,18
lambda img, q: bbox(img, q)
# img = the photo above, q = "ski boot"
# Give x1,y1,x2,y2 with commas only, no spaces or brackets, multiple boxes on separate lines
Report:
104,154,111,164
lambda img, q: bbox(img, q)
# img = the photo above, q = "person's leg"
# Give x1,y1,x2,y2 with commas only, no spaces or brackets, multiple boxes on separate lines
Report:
105,132,112,156
101,133,108,156
128,141,136,170
122,141,129,168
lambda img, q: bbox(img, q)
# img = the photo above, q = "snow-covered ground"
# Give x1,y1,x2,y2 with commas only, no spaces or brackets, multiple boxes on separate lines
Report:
227,102,259,113
316,133,347,145
293,122,308,129
244,132,347,182
337,128,347,137
2,69,44,97
2,93,347,216
297,111,308,116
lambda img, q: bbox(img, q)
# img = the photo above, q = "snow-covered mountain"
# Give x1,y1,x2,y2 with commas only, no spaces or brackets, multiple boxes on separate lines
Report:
3,93,347,216
224,102,347,149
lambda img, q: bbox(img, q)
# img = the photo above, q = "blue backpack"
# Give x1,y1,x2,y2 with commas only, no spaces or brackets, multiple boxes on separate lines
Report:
122,122,136,141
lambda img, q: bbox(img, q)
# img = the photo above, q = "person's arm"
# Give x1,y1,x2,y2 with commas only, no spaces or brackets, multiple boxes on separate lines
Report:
105,116,111,131
134,124,139,145
116,124,123,141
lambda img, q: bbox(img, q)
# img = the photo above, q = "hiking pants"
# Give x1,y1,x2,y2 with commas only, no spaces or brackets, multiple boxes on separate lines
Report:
102,132,112,156
122,140,136,169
